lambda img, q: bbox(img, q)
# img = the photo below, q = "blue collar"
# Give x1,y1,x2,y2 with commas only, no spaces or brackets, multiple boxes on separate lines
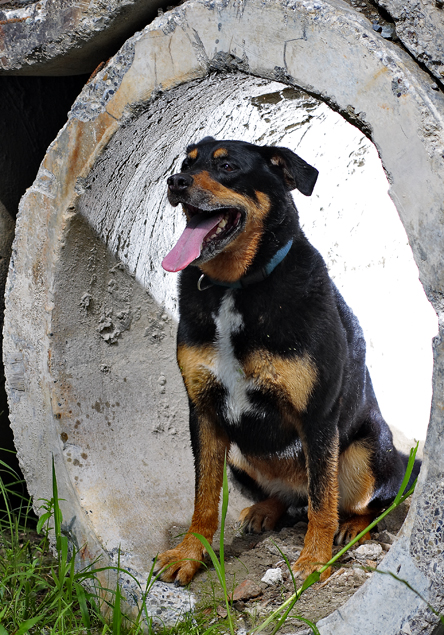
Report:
197,239,293,291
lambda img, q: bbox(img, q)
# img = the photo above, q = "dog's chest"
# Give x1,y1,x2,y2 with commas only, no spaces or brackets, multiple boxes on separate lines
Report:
212,292,255,424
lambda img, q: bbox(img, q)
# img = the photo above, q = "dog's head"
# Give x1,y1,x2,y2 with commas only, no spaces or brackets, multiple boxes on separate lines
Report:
162,138,318,282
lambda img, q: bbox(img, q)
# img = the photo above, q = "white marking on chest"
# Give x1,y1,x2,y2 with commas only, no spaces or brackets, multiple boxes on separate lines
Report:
213,292,255,424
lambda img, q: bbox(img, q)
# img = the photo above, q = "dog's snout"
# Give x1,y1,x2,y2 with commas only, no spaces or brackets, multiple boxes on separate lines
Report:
167,173,193,192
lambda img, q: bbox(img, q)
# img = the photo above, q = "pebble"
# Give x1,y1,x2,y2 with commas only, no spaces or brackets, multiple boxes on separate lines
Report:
377,530,397,544
381,24,395,39
261,568,283,585
229,579,263,602
353,543,383,562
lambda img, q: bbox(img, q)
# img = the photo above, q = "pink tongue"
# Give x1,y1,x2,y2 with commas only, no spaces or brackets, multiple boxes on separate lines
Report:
162,212,224,272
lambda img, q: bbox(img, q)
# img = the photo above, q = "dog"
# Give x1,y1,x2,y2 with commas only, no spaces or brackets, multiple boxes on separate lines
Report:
155,137,419,586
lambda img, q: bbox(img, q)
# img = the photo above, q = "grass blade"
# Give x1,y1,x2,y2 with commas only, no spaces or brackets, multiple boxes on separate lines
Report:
13,616,44,635
393,444,418,506
253,444,419,634
192,532,222,581
74,581,92,630
36,511,52,534
51,456,63,555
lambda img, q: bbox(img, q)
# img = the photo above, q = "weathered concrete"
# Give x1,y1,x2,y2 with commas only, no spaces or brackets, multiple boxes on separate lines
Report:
3,0,444,630
0,0,172,76
375,0,444,86
0,202,20,504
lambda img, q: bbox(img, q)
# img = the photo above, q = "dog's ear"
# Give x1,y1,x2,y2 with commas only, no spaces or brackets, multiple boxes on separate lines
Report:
263,146,319,196
198,136,217,144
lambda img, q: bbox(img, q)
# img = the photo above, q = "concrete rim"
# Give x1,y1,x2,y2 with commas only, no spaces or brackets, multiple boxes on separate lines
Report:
4,0,444,630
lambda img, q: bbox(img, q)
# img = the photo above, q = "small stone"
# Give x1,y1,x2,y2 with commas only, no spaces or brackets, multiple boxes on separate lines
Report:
217,605,228,618
354,543,383,562
380,542,392,552
381,24,395,39
229,579,263,602
261,568,283,585
351,568,369,585
377,530,396,544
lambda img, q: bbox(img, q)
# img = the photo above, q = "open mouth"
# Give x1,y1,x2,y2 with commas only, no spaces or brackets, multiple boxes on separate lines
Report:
185,204,243,246
162,204,244,272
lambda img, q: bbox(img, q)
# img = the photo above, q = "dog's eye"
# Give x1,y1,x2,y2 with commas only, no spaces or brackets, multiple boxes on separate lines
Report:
221,163,234,172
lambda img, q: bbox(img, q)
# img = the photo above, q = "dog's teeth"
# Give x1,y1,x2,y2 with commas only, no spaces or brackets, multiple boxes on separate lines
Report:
219,218,227,229
216,226,223,234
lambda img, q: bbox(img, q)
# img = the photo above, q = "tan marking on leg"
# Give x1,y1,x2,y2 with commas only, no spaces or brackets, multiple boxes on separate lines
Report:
177,343,217,405
338,441,375,515
229,445,305,533
243,350,318,413
156,343,225,584
156,415,230,585
336,441,377,545
336,513,375,546
239,497,287,533
293,436,339,581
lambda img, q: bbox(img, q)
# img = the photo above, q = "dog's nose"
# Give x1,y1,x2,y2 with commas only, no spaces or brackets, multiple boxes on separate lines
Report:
167,173,193,192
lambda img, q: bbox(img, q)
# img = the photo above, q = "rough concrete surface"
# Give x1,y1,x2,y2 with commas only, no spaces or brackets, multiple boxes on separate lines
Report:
375,0,444,86
0,0,172,75
3,0,444,630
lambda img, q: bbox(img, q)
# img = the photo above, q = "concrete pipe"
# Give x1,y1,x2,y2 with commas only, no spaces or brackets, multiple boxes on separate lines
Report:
0,0,172,76
3,0,444,631
0,202,18,487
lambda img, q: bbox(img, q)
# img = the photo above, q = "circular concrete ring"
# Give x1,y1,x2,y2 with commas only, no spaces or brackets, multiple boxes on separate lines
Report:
4,0,444,631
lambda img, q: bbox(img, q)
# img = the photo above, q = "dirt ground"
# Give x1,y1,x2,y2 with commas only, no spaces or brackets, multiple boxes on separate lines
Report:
168,499,411,633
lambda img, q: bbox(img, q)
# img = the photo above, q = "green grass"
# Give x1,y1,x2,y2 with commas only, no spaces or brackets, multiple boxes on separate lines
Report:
1,444,441,635
0,454,103,634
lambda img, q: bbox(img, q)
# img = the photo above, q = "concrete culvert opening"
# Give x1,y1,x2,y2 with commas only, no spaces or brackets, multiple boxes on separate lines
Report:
4,0,444,632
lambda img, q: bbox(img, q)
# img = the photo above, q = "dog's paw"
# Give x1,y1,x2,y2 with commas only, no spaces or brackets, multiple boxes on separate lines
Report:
154,538,204,586
334,514,374,546
239,498,286,533
291,548,331,582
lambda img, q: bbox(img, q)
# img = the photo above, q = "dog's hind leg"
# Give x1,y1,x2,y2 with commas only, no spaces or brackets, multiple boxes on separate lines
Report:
336,440,378,545
335,513,375,545
239,497,287,533
228,446,292,533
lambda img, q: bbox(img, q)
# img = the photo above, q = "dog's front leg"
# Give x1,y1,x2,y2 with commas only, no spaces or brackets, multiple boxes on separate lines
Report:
155,407,229,586
292,431,339,581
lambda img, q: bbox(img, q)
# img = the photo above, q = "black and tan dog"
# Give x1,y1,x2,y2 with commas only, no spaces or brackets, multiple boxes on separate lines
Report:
156,137,419,585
